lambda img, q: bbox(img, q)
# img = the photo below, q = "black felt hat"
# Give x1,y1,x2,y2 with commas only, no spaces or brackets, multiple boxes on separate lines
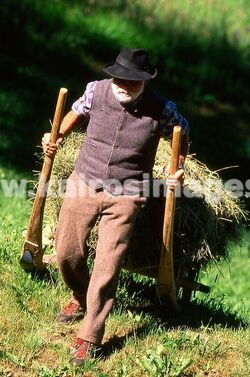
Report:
103,48,157,81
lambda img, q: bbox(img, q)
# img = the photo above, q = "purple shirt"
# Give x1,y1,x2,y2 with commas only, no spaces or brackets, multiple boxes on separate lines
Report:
72,81,189,138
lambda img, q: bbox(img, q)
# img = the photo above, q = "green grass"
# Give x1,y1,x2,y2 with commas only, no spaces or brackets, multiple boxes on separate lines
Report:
1,0,250,171
0,165,249,376
196,239,250,321
1,1,249,374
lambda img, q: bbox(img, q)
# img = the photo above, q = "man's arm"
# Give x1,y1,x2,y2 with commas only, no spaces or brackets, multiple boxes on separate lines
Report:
160,99,189,188
160,99,189,161
166,132,189,190
42,110,82,157
59,110,82,137
165,132,189,190
42,81,97,157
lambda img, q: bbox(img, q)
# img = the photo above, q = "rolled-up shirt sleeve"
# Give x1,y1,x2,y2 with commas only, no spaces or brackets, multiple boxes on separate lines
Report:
72,81,97,116
159,99,189,138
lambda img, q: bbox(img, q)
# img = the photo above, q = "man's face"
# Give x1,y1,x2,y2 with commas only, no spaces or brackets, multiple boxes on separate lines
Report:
111,78,145,103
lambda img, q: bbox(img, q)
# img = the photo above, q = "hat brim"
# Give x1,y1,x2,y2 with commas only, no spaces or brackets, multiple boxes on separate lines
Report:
103,61,157,81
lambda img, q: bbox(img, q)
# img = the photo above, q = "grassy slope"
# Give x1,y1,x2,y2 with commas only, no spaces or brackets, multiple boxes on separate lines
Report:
0,166,249,376
197,238,250,321
1,0,249,172
0,1,249,375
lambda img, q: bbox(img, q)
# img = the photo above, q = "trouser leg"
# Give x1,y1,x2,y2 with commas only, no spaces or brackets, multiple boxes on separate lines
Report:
78,194,146,344
55,171,100,306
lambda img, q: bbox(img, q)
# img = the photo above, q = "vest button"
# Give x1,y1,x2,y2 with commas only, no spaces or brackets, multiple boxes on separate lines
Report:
114,145,119,149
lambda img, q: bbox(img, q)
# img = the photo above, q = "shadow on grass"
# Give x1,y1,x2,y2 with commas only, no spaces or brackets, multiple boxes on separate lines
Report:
18,261,61,286
101,300,248,359
101,282,248,358
129,277,248,328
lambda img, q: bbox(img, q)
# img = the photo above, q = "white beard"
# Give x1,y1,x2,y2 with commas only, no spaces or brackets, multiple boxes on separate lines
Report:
111,82,144,103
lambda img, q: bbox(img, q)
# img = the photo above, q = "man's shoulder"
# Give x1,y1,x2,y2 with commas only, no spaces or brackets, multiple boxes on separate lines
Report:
85,79,111,91
142,86,165,117
87,79,111,97
92,78,112,88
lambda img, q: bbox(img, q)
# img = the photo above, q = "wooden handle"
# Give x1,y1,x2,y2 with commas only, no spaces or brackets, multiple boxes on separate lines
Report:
169,126,182,175
40,87,68,191
157,126,182,308
22,88,68,269
50,87,68,143
162,126,182,245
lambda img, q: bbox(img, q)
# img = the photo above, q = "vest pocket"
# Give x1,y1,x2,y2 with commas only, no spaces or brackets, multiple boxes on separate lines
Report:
100,106,111,115
86,138,98,148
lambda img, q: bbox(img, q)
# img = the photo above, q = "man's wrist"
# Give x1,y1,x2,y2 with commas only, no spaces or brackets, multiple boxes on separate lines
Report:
58,132,65,139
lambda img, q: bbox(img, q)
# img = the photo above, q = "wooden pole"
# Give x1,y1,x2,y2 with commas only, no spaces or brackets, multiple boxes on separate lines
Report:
20,88,68,271
157,125,182,308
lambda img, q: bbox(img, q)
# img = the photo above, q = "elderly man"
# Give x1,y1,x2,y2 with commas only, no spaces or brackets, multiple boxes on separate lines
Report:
42,47,189,365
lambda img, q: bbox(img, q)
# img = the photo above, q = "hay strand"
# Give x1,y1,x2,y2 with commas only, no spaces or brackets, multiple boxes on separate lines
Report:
41,131,247,272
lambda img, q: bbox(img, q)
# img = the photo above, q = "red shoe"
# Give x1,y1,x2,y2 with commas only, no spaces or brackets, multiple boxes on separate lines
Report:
58,300,85,323
70,338,98,366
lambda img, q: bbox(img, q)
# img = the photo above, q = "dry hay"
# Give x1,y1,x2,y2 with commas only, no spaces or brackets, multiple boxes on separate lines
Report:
43,131,246,276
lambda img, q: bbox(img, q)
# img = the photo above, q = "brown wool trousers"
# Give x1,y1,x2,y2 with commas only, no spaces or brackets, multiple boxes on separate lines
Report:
55,171,146,345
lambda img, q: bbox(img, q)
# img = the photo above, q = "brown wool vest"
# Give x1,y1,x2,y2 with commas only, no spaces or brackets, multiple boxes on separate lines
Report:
75,79,165,194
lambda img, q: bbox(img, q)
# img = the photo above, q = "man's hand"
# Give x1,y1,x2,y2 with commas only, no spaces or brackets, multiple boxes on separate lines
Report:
166,168,184,190
42,132,64,157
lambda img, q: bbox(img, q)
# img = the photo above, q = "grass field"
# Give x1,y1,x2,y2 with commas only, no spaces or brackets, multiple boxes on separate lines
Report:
1,1,249,375
1,0,250,170
0,165,249,377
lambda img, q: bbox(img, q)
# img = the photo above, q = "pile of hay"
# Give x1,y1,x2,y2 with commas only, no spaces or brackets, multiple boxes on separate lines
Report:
43,131,246,276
